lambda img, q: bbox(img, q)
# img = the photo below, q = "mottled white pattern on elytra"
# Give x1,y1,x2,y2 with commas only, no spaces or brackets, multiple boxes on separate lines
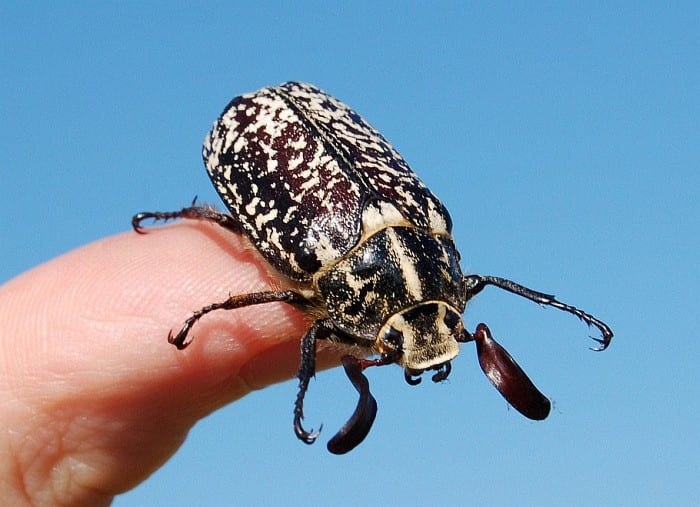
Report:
254,208,278,230
360,200,408,237
280,83,452,235
202,81,453,281
282,205,298,223
309,229,344,266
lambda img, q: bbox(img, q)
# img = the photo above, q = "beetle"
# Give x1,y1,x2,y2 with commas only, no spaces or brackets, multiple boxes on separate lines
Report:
133,81,613,454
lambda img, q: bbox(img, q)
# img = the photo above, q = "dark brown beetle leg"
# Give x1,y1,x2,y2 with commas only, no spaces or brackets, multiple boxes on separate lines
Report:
132,197,244,235
294,320,338,444
165,290,308,349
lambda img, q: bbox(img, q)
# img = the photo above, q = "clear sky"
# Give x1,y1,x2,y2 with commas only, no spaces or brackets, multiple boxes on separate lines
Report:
2,2,698,506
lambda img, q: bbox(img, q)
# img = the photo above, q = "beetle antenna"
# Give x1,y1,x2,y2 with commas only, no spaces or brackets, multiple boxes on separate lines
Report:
471,323,551,420
326,355,379,454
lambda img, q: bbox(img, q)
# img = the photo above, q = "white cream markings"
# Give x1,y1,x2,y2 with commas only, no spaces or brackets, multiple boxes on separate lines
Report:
385,228,423,301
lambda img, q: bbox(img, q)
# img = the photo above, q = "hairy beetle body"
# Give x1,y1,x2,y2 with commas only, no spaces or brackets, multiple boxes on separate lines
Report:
133,81,613,454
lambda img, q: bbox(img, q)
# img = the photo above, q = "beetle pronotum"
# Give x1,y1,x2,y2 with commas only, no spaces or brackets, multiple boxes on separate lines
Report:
133,82,613,454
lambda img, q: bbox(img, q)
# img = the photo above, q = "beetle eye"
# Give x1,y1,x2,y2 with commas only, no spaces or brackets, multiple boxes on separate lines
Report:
385,327,404,348
444,310,460,329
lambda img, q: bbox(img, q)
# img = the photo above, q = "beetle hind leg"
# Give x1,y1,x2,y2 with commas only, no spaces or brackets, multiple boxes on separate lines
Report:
132,198,243,234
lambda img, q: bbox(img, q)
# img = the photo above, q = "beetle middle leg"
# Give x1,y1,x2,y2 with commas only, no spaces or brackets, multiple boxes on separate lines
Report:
293,319,335,444
167,290,309,349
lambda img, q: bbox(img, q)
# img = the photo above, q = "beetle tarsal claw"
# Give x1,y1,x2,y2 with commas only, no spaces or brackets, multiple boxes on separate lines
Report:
167,328,191,350
293,389,322,445
294,418,322,445
589,334,611,352
473,323,551,421
326,355,378,455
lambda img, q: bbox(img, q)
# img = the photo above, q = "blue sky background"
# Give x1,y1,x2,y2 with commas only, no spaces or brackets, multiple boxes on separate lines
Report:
2,2,698,506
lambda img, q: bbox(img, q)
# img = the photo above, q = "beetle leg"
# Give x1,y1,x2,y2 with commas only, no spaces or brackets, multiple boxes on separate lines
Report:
464,323,551,421
463,274,613,350
132,199,243,235
293,319,337,445
166,290,309,349
326,354,395,454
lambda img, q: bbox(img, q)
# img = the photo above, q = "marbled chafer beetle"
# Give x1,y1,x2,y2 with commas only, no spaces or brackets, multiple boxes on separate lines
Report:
133,82,613,454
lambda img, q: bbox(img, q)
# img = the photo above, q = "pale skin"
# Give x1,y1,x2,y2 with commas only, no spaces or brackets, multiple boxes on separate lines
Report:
0,222,340,506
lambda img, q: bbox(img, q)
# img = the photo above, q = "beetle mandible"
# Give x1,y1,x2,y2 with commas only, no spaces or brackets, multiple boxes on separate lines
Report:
133,81,613,454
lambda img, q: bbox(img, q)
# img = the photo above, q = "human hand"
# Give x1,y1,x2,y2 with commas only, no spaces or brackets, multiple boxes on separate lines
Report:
0,222,333,506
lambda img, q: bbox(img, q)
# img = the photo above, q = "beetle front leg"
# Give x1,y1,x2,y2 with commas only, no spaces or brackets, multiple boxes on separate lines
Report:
293,319,337,444
463,274,614,350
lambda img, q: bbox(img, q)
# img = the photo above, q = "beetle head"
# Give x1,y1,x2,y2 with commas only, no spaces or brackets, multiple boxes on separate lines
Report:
377,302,463,377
